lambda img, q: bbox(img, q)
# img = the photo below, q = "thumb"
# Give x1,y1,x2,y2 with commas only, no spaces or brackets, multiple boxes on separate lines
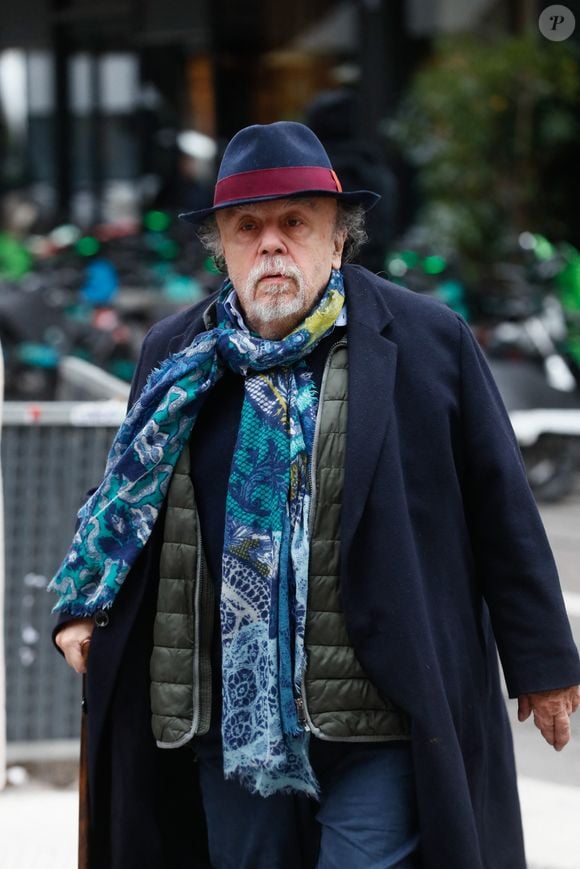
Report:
518,695,532,722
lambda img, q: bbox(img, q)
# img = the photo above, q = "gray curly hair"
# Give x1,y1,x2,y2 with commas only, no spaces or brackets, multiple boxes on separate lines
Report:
196,201,367,273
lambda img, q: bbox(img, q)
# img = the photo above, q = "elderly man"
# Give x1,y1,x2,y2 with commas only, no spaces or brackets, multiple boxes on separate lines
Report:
52,122,580,869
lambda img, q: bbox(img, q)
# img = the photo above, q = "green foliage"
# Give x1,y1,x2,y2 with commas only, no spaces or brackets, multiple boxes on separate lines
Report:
388,33,580,268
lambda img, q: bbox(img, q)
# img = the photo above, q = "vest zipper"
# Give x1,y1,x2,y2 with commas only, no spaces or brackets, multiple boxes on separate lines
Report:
193,520,215,736
309,338,347,538
191,512,203,734
299,338,348,737
295,697,307,727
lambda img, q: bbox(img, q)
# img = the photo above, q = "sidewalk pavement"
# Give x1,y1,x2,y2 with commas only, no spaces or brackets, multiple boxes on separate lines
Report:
0,783,77,869
2,774,580,869
518,776,580,869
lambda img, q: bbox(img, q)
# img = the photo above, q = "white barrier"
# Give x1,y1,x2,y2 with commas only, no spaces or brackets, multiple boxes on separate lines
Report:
0,345,6,789
57,356,131,403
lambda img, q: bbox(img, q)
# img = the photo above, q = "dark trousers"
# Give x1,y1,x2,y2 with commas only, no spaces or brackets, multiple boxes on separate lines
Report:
192,737,420,869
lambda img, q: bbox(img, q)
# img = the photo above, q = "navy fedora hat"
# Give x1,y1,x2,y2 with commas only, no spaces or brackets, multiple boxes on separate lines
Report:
179,121,381,225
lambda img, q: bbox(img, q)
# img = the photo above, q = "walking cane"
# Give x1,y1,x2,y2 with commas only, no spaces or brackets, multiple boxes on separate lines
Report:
79,639,91,869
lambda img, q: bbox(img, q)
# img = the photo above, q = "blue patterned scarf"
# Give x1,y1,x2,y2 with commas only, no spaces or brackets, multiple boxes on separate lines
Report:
50,269,345,797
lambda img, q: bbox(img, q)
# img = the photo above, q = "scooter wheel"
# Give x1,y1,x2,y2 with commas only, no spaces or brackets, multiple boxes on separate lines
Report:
521,435,577,503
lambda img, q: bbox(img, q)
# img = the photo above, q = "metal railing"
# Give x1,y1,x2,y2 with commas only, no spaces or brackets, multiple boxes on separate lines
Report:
1,356,128,744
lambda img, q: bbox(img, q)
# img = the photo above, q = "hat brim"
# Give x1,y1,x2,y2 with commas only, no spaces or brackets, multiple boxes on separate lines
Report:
179,189,381,226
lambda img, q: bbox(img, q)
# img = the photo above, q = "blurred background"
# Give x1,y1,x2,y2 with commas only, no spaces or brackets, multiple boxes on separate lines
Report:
0,1,579,866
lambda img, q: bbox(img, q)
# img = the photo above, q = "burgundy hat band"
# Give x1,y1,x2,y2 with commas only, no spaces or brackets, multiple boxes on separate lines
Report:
213,165,343,207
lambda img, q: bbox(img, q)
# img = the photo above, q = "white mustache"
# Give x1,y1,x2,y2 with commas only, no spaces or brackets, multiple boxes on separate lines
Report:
247,257,304,291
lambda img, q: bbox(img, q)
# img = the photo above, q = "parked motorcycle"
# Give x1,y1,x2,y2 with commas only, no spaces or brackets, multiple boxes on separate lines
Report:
385,238,580,500
475,264,580,501
0,211,221,399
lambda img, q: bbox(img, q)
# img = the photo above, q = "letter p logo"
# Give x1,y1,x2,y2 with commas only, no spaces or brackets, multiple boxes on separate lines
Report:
539,5,576,41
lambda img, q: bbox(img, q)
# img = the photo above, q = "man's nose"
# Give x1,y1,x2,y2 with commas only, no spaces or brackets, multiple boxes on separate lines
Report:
259,225,287,256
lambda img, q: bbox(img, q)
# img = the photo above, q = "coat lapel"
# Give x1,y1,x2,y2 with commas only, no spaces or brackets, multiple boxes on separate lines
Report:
341,266,398,555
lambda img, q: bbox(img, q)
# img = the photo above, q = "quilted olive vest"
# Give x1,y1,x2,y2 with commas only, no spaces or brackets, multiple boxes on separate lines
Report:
150,340,410,747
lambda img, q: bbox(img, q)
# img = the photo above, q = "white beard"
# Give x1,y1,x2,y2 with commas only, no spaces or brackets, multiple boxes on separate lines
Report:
241,257,307,324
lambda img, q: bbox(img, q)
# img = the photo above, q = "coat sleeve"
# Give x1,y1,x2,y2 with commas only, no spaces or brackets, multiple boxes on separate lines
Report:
457,317,580,697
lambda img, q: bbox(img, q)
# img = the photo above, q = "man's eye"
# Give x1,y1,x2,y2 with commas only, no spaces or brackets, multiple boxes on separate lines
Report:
240,222,256,231
287,217,303,227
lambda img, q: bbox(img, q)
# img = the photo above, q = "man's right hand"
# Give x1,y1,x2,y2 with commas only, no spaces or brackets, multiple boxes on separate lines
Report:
55,618,94,673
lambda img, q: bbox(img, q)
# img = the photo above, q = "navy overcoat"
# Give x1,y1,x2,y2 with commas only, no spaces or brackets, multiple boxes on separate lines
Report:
74,264,580,868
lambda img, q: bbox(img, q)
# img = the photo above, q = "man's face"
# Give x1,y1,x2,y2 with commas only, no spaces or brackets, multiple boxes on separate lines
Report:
216,197,345,339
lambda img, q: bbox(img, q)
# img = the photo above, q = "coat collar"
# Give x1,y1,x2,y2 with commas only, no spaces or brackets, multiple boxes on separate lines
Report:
341,265,398,555
164,292,220,357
